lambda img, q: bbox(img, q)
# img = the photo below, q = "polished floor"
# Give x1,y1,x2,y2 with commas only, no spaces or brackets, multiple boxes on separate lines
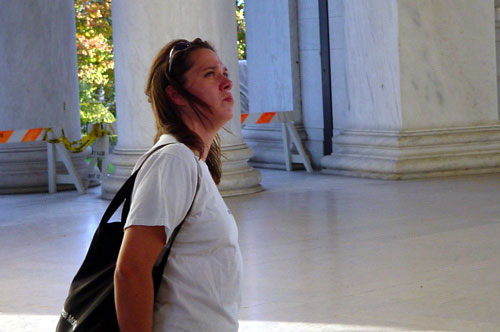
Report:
0,169,499,332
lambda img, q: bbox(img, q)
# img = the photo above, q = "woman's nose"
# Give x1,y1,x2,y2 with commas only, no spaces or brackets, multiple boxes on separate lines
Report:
221,75,232,90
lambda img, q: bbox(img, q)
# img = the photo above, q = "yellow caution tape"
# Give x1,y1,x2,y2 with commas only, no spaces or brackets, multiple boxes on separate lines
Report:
42,123,115,153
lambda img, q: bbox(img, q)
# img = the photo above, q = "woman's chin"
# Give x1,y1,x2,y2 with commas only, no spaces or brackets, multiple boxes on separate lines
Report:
224,107,234,120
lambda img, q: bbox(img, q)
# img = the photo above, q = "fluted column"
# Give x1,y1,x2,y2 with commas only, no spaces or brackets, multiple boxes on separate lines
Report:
321,0,500,179
0,0,88,193
102,0,261,199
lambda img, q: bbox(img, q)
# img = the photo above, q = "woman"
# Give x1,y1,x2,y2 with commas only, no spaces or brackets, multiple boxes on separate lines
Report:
114,38,242,332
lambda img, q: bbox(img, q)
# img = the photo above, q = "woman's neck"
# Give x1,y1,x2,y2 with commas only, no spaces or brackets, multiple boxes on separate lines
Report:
195,130,214,161
182,115,216,161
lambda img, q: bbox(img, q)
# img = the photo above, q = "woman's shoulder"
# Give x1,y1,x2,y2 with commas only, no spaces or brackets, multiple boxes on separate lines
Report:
152,142,200,173
157,142,197,165
134,141,198,174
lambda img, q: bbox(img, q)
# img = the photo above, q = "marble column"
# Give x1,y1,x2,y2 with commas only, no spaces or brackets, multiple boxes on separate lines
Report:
242,0,314,170
496,0,500,118
296,0,326,167
321,0,500,179
102,0,261,199
0,0,89,193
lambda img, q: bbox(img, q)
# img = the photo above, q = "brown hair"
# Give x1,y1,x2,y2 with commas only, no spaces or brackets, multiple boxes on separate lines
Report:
145,38,222,184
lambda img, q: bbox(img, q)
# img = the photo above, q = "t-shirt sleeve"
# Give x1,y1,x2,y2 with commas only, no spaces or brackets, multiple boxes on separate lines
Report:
124,150,197,239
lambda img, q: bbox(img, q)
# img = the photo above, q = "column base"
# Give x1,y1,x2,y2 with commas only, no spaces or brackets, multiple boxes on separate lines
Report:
100,147,145,200
242,123,308,170
219,142,262,196
101,143,263,200
0,141,97,194
321,126,500,180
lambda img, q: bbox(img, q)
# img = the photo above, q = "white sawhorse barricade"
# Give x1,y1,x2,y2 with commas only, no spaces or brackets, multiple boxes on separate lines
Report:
241,112,313,173
0,127,85,194
85,123,112,183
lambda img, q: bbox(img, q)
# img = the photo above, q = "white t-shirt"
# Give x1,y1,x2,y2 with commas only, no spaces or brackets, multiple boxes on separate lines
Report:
125,134,242,332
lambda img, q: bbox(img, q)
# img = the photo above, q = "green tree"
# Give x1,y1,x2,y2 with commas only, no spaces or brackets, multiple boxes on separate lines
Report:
75,0,115,132
236,0,246,60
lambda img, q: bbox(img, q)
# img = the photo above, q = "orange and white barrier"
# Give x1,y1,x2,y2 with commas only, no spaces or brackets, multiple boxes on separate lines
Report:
0,127,85,194
0,128,44,144
241,112,276,124
239,112,313,173
240,112,293,125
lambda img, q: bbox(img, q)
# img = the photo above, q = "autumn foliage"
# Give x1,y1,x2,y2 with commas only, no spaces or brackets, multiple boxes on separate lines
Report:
75,0,115,131
236,0,246,59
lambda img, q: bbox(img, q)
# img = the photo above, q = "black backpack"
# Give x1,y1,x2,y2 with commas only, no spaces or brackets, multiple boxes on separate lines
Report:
56,143,199,332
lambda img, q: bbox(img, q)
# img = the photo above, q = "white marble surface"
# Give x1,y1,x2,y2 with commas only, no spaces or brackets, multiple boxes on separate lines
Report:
0,0,80,138
341,0,498,131
398,0,498,129
323,0,500,177
239,60,249,114
329,0,344,17
496,2,500,121
329,0,349,130
246,0,297,114
321,125,500,179
343,0,402,131
1,170,500,331
298,0,323,130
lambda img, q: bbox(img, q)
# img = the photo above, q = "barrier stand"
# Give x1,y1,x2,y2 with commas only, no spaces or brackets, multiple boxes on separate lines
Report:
44,128,86,194
241,112,313,173
0,127,85,194
86,123,112,182
43,124,115,192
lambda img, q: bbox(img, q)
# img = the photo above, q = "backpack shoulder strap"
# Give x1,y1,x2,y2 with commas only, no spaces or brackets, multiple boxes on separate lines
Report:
99,143,174,225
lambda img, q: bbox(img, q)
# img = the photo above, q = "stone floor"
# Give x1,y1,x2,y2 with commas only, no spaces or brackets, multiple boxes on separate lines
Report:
0,169,499,332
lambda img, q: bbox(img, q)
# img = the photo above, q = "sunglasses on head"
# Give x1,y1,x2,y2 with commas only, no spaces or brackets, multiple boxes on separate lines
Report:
168,41,191,75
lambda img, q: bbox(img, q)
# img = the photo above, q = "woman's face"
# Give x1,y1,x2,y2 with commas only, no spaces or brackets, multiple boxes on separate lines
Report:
183,48,234,128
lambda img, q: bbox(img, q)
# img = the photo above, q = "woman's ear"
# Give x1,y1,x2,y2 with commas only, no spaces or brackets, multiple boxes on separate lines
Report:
165,85,187,106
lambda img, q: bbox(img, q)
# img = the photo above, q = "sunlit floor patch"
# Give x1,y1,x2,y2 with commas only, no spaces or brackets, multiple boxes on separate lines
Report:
238,320,447,332
0,314,450,332
0,313,59,332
